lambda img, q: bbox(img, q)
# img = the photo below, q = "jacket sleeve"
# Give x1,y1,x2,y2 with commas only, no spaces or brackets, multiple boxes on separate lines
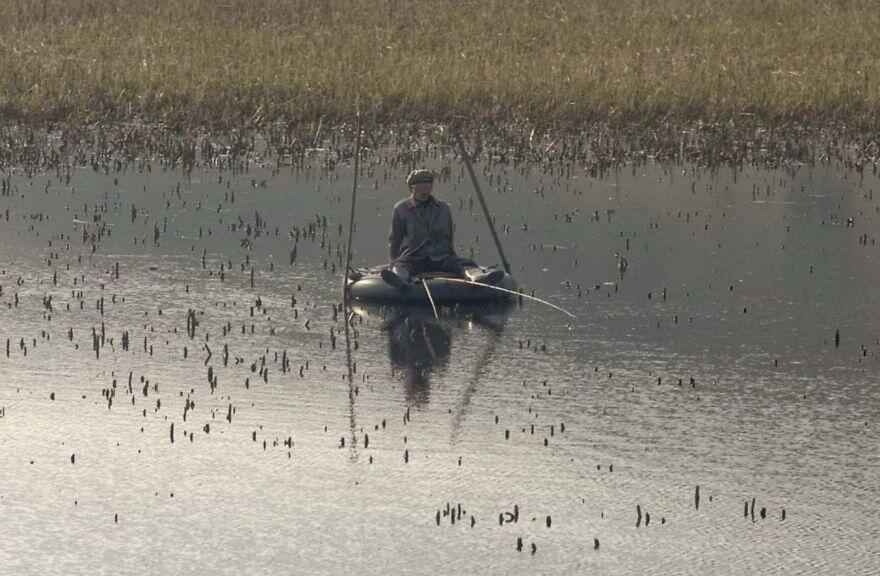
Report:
389,205,403,260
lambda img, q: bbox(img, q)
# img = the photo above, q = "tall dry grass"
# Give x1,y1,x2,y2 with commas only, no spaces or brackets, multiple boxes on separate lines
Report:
2,0,879,128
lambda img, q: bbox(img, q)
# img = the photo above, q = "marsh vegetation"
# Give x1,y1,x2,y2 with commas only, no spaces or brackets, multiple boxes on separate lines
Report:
3,0,880,130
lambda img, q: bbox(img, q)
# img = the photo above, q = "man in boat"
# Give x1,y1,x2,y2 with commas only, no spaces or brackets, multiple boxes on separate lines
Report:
381,169,503,289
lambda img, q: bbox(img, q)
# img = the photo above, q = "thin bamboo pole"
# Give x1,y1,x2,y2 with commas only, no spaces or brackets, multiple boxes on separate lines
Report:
342,113,362,301
455,134,511,275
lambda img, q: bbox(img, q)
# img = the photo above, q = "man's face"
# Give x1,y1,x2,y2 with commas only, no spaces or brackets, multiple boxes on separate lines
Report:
410,182,433,202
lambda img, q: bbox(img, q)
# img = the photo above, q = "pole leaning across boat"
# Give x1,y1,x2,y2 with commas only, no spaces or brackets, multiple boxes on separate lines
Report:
455,133,512,275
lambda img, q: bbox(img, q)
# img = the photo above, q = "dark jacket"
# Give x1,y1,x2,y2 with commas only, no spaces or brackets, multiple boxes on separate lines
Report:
389,195,456,262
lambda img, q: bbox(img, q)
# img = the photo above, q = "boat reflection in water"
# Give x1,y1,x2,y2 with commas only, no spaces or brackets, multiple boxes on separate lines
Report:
350,301,514,408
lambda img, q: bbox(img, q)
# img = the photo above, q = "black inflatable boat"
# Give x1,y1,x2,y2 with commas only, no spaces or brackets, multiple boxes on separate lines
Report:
346,266,518,304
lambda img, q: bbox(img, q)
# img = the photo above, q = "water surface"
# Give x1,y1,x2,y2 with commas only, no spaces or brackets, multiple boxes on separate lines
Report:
0,146,878,574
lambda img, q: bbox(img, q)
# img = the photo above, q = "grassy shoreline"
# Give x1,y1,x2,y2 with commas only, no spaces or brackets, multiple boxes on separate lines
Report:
3,0,880,131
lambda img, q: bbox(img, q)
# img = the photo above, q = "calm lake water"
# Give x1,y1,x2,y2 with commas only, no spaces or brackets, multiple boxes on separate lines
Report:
1,141,878,575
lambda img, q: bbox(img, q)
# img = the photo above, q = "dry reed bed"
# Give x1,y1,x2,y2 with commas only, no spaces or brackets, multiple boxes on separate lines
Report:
3,0,880,130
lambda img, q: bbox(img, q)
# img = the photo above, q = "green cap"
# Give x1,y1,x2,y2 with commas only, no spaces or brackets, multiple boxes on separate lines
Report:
406,169,434,185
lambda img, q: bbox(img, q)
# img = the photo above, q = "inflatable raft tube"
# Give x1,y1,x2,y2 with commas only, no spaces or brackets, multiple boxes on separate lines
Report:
349,298,517,321
346,267,518,304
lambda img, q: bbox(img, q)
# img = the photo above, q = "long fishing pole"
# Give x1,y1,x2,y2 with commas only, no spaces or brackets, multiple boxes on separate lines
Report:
342,112,362,301
455,133,511,275
342,109,362,462
434,277,576,318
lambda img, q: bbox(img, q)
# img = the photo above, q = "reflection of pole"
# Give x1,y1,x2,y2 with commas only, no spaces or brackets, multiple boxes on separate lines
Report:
450,313,507,444
342,309,358,462
342,112,362,301
456,134,511,275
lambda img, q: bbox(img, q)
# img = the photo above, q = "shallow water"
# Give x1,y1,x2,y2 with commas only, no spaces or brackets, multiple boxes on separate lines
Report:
0,147,878,575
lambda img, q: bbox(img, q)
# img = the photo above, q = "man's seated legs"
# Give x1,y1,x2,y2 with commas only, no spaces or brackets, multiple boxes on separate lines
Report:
381,259,414,289
439,255,504,285
382,255,503,288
